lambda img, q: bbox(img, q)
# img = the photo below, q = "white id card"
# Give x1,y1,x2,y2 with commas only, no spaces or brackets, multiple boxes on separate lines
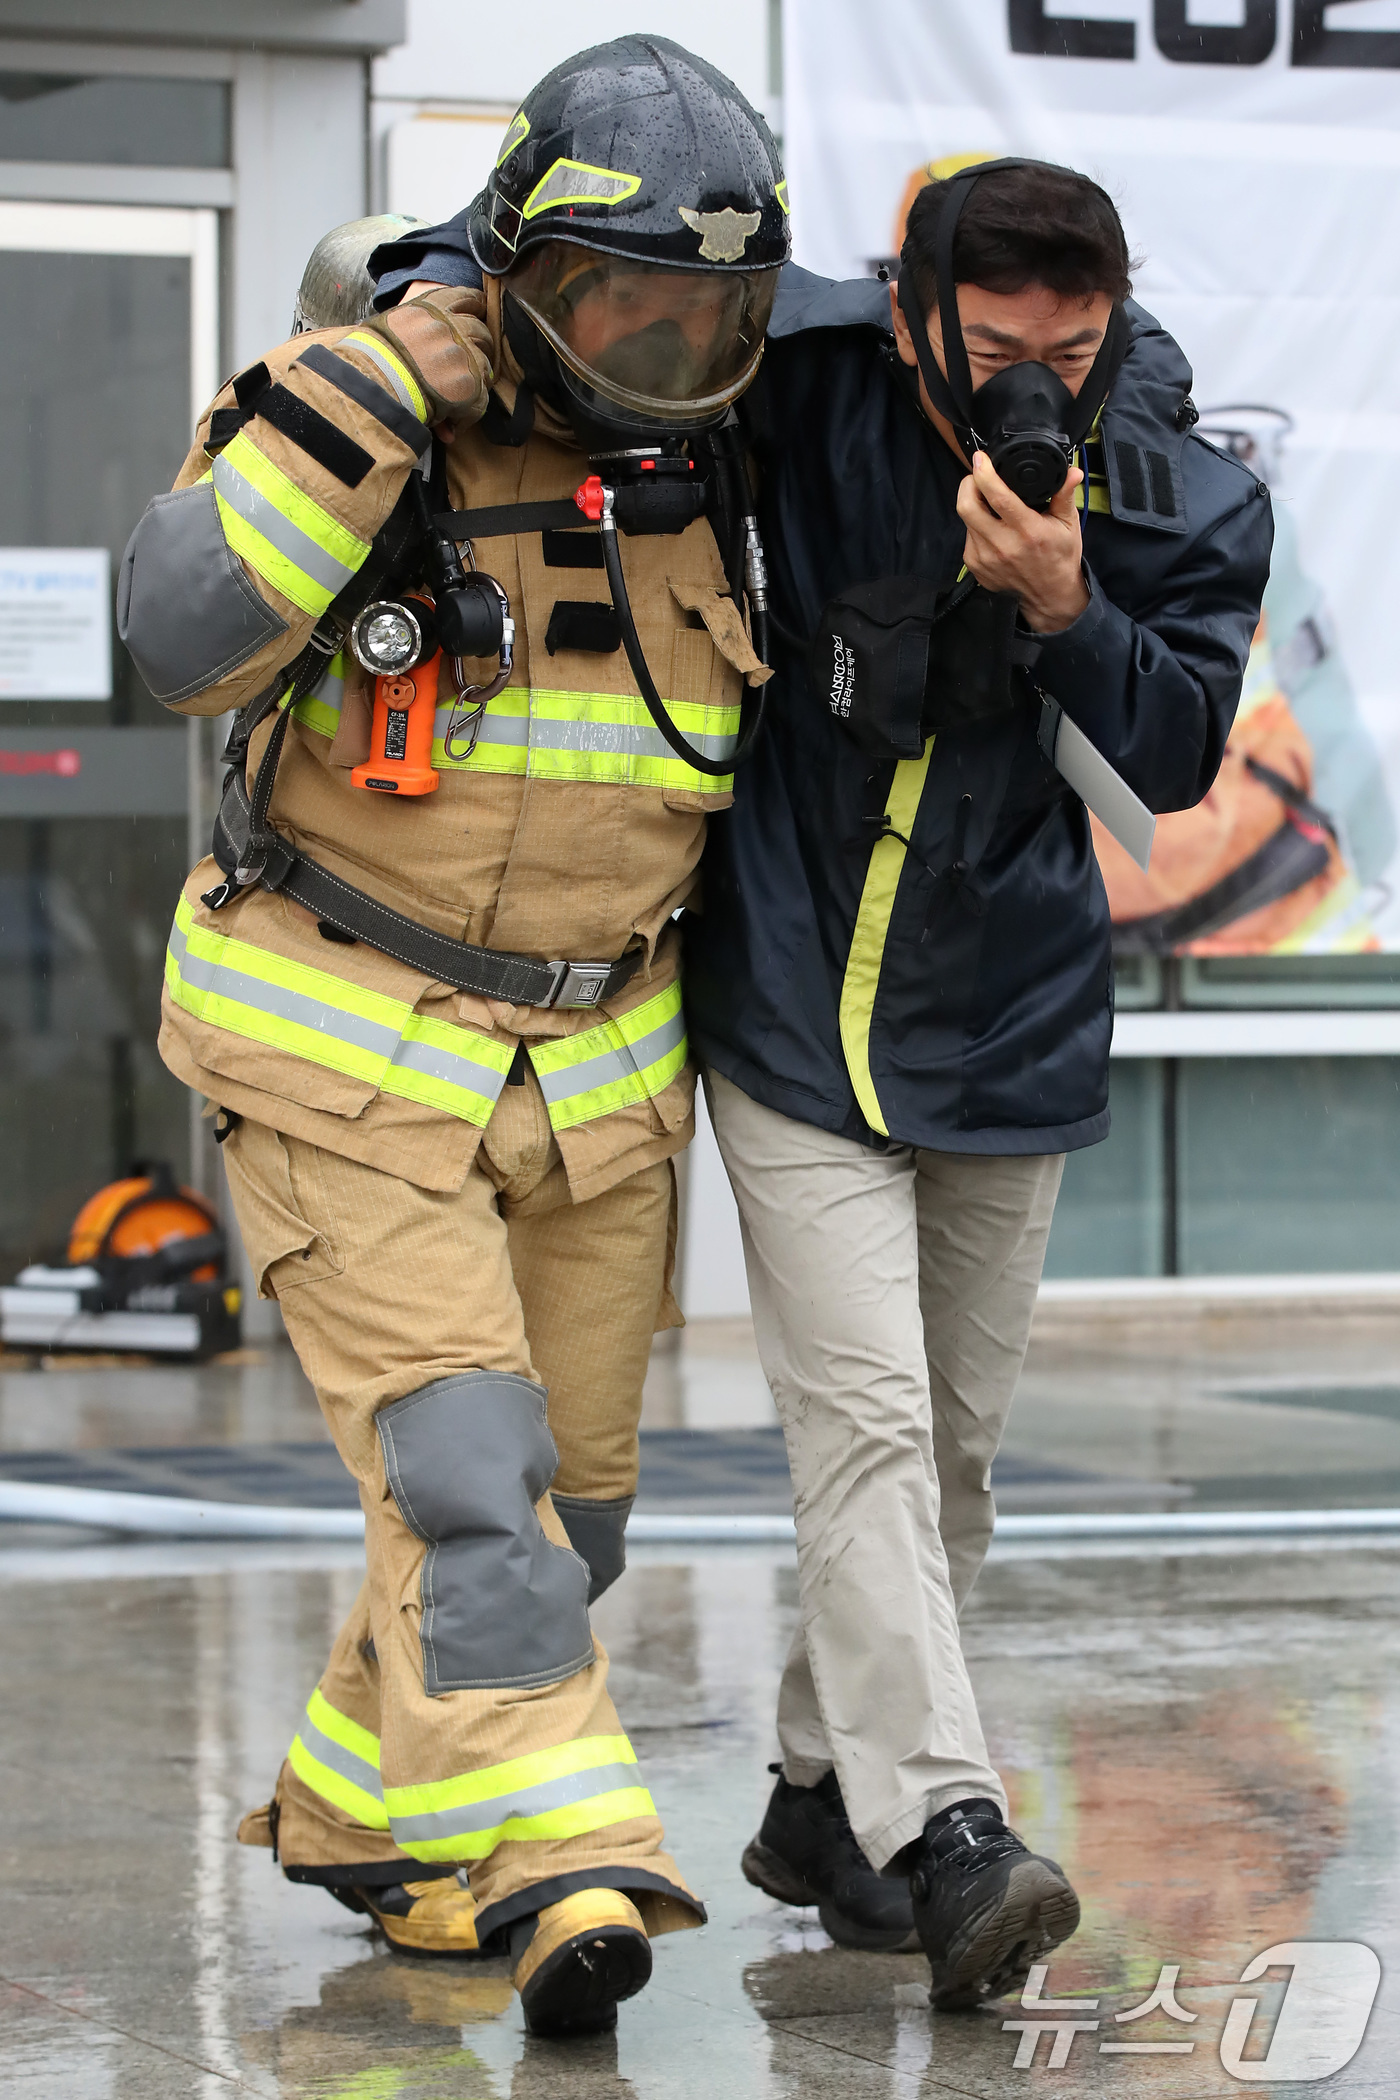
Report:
1038,697,1156,872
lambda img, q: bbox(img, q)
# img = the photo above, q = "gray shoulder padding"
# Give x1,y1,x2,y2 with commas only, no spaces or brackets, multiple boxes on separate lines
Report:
551,1493,634,1604
376,1371,593,1694
117,479,288,704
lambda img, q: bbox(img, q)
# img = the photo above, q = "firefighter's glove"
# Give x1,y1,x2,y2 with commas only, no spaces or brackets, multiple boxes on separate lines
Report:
364,287,495,429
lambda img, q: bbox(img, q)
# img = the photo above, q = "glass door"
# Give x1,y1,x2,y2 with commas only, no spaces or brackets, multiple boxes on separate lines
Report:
0,200,217,1276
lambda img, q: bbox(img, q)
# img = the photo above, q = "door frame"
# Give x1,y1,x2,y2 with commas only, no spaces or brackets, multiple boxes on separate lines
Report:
0,198,220,1190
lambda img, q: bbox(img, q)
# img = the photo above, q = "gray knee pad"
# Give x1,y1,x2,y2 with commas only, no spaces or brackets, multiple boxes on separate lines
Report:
376,1372,593,1694
551,1493,635,1602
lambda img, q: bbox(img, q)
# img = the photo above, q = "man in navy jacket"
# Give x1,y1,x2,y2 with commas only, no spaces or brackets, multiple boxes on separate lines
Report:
684,161,1270,2007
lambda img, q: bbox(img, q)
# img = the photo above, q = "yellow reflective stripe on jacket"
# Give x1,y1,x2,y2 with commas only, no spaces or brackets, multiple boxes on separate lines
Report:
287,1687,390,1831
1075,443,1111,516
432,688,739,794
528,980,686,1132
289,650,347,738
384,1011,515,1122
384,1733,654,1861
165,894,513,1125
1076,424,1110,515
341,330,429,425
838,742,935,1138
209,431,370,617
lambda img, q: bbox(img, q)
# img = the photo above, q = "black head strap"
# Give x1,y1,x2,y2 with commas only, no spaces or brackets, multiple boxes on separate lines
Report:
898,156,1132,454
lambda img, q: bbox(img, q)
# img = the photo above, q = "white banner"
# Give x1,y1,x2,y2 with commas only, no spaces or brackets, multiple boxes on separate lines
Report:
782,0,1400,956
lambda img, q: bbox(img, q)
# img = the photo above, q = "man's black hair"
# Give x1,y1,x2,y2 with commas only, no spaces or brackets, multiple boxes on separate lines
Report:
901,162,1134,315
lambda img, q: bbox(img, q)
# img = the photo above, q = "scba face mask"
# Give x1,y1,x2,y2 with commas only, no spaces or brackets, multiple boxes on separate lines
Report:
508,239,778,433
896,158,1130,510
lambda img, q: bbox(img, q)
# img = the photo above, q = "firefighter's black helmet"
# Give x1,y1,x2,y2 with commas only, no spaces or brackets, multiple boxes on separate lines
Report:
468,36,789,277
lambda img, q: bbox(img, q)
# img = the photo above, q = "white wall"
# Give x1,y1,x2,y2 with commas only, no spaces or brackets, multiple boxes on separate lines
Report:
373,0,770,108
231,51,368,368
371,0,775,222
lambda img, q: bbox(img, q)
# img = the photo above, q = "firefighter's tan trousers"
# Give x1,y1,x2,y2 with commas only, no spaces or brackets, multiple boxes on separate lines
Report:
222,1071,700,1943
707,1070,1064,1873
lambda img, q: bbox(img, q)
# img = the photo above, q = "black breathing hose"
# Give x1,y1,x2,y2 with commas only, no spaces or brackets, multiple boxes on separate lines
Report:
599,488,766,778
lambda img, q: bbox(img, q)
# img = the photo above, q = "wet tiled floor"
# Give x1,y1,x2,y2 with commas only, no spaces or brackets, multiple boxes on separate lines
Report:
3,1535,1399,2096
4,1309,1400,2094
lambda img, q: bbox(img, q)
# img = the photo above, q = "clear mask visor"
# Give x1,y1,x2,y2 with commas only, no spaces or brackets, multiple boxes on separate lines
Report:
508,240,778,425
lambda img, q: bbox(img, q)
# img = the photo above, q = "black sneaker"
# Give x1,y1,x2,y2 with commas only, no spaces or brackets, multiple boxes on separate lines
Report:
741,1766,920,1953
905,1798,1080,2010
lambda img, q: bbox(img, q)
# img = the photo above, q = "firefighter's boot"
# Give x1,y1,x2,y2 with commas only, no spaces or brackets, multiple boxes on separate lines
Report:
352,1873,483,1955
741,1766,919,1952
511,1889,652,2037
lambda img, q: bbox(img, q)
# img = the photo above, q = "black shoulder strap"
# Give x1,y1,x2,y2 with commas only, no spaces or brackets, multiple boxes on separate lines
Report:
436,497,592,540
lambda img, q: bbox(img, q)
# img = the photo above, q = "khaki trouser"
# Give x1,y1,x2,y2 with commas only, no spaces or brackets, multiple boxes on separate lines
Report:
222,1069,700,1945
706,1070,1064,1873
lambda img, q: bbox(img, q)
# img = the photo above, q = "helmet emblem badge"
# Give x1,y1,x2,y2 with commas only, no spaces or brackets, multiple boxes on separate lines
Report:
678,206,762,263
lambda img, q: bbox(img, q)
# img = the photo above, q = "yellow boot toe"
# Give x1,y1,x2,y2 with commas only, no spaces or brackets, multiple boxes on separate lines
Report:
513,1889,651,2037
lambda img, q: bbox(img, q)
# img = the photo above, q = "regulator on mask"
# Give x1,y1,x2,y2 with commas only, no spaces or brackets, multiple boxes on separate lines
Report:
896,158,1130,511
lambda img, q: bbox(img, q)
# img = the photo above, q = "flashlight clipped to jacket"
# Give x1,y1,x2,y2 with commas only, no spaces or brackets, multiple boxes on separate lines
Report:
349,478,514,795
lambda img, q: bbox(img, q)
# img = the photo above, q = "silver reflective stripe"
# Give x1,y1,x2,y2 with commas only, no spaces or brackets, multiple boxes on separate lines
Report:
431,707,737,764
314,656,346,712
211,451,359,599
168,914,400,1063
293,654,346,733
528,717,738,763
346,333,423,420
533,1007,688,1107
391,1035,511,1098
391,1760,641,1846
434,706,528,751
297,1712,383,1804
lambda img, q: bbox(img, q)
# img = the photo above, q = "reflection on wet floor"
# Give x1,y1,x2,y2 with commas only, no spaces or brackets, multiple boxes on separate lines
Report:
3,1534,1400,2096
8,1307,1400,2093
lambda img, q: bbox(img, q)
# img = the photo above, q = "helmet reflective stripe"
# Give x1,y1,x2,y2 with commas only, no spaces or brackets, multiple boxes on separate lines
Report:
529,982,686,1132
522,159,643,221
165,894,514,1124
208,434,369,618
383,1732,653,1861
287,1687,389,1830
496,108,530,168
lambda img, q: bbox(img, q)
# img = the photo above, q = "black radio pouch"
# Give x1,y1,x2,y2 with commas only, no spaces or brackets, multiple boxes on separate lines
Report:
810,576,1041,761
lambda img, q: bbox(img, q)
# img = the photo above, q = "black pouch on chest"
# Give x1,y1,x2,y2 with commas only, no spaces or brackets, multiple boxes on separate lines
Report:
811,577,1039,761
925,585,1040,732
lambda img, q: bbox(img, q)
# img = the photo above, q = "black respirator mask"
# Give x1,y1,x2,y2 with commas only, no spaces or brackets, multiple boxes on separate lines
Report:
897,158,1130,511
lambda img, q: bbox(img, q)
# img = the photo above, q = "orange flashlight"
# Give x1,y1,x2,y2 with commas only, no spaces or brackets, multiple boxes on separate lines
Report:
352,651,442,796
349,596,441,797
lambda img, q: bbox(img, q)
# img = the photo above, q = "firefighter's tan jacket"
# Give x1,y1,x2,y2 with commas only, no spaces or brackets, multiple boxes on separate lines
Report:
129,282,766,1202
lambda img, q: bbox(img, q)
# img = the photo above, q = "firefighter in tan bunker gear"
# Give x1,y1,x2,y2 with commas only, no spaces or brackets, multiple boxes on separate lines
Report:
118,37,787,2037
